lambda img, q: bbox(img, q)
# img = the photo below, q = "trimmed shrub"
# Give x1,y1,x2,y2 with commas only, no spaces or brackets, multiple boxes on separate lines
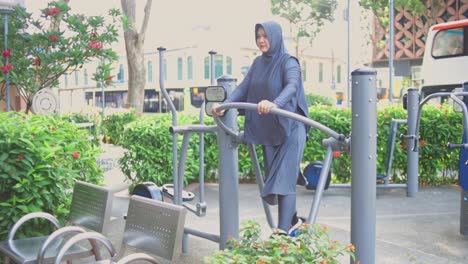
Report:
116,104,463,186
0,113,103,239
61,112,102,145
102,111,138,144
305,93,334,106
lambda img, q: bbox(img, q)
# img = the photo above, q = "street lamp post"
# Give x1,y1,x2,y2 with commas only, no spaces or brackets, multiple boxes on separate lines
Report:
0,0,19,112
389,0,394,102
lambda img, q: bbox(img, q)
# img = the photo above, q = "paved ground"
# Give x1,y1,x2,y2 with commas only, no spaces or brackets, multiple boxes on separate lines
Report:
99,144,468,264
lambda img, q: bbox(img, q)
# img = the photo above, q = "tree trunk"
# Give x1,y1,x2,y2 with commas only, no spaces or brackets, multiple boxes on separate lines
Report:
121,0,152,113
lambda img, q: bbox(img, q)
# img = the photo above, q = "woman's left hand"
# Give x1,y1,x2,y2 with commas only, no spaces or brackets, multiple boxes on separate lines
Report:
257,100,277,114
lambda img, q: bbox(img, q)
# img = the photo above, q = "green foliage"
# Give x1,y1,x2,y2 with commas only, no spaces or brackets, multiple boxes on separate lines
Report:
205,220,355,263
114,104,462,186
101,111,138,145
305,93,333,106
270,0,338,57
118,114,204,187
0,112,103,240
61,112,102,145
359,0,441,27
1,1,121,112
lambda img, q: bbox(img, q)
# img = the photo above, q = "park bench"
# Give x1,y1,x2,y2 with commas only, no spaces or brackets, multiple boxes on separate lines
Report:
0,181,114,264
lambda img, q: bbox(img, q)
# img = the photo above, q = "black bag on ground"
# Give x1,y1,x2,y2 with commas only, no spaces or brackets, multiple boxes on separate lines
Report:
303,161,331,190
132,182,164,201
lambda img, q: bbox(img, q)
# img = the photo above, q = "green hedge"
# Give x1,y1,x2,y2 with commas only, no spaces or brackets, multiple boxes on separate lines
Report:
116,104,463,186
101,111,138,144
0,113,103,240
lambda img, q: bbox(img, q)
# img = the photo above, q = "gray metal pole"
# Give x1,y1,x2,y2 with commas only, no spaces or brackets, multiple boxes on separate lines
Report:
4,13,10,111
389,0,394,102
351,68,377,264
209,51,216,84
194,50,216,214
158,47,180,205
407,88,419,197
216,76,238,249
308,146,333,223
347,0,351,107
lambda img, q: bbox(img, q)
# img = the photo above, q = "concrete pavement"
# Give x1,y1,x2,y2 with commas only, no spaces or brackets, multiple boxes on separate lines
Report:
100,144,468,264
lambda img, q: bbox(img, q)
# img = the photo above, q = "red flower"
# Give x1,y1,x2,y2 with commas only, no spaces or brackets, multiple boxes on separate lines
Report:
320,261,328,264
419,139,426,148
48,35,59,42
17,155,24,161
401,141,407,148
333,151,341,158
91,32,98,39
33,58,40,66
105,75,113,86
72,152,80,159
88,40,103,49
347,243,356,252
2,64,13,73
45,7,61,16
2,48,11,58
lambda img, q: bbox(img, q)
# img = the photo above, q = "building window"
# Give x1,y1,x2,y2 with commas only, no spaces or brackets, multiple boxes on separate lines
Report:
187,56,193,80
177,57,183,80
319,62,323,83
204,56,209,80
215,55,223,78
117,64,125,82
147,61,153,82
302,61,307,82
227,56,232,75
84,69,88,85
74,71,79,86
163,59,167,81
337,65,341,83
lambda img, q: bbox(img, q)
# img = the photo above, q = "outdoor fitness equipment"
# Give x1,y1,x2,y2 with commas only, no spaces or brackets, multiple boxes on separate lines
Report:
155,48,378,264
410,81,468,236
204,68,378,264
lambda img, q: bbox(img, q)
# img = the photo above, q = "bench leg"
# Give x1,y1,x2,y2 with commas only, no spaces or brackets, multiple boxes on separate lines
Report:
89,239,102,261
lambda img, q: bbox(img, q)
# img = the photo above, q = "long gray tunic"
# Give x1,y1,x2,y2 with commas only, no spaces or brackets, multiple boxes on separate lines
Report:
225,21,309,205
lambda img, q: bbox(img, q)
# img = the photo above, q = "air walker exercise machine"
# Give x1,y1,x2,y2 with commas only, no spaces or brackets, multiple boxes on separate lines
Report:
152,47,379,264
410,81,468,235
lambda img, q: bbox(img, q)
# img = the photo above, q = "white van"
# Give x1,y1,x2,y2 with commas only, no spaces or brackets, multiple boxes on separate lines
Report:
420,19,468,98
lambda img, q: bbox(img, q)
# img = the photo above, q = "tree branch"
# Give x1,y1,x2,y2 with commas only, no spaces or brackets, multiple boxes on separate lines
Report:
139,0,152,39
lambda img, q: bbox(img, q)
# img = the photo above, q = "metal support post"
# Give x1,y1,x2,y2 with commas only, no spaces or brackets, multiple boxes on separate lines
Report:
407,88,419,197
216,76,238,249
351,68,377,264
389,0,394,102
3,13,10,111
157,47,180,205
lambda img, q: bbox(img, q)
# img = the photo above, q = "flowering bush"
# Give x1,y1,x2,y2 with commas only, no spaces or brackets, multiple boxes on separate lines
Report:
0,1,121,112
205,220,356,264
0,112,103,239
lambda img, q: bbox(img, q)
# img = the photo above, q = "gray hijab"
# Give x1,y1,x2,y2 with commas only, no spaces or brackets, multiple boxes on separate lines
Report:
241,21,309,146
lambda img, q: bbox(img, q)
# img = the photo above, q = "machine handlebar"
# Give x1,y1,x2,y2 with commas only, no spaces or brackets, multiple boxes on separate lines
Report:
213,102,347,142
447,142,468,150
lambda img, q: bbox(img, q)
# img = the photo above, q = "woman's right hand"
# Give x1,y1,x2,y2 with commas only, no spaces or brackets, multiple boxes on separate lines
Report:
211,103,225,116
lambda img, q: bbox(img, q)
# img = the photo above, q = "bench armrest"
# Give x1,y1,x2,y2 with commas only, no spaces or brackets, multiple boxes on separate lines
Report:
8,212,61,241
37,226,87,264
